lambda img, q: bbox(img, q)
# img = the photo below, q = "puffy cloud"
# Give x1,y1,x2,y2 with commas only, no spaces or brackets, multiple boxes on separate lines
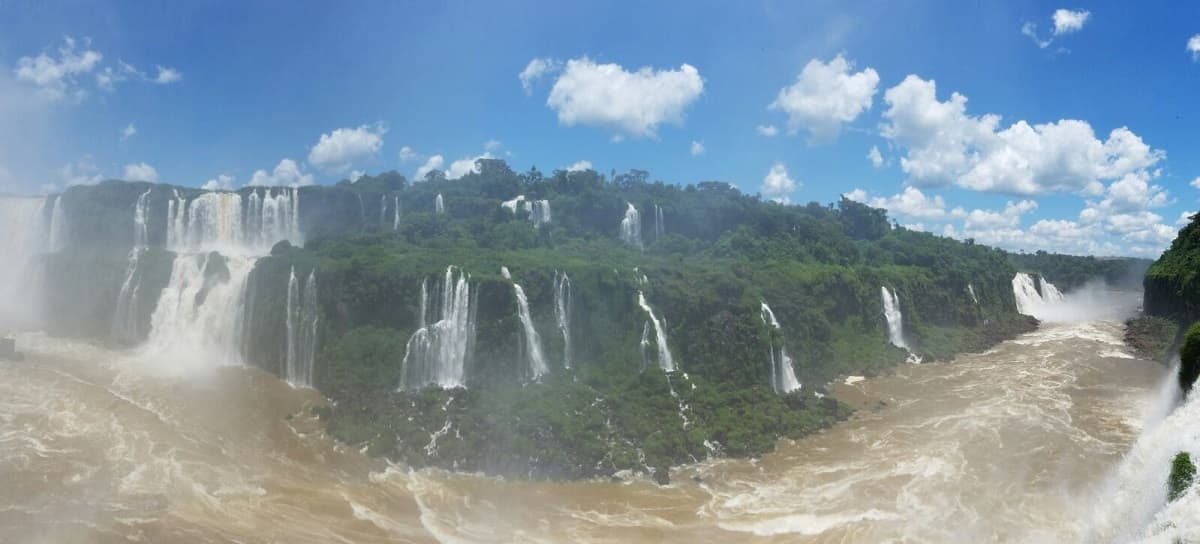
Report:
881,75,1163,196
59,158,103,186
415,155,444,180
566,160,592,172
307,123,386,174
1190,35,1200,61
248,158,314,187
769,54,879,143
960,200,1038,230
760,162,798,203
867,145,884,168
850,186,950,219
446,152,494,180
399,146,418,161
348,170,364,183
1177,211,1196,226
202,174,234,191
15,37,102,101
1053,9,1090,35
756,124,778,137
123,162,158,182
121,122,136,141
690,140,705,155
519,58,560,95
1191,176,1200,189
545,57,704,139
153,65,182,84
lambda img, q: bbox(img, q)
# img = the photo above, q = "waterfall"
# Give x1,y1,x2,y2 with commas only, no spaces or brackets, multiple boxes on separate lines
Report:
881,286,920,363
166,188,301,254
0,196,51,326
640,322,652,372
355,193,366,228
393,195,400,230
759,302,802,394
435,194,445,214
112,189,153,343
529,199,551,227
399,266,475,390
285,267,320,388
502,266,548,379
620,203,642,248
553,271,572,369
379,195,387,226
968,283,979,304
654,204,664,241
47,194,67,252
636,291,675,372
142,253,255,369
1011,272,1065,318
501,195,525,214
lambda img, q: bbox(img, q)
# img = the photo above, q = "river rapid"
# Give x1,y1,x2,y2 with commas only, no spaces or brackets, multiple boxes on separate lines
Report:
0,290,1181,543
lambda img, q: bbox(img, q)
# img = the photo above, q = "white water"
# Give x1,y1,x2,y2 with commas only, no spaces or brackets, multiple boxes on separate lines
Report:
620,202,643,249
112,189,154,343
640,321,652,372
554,270,572,369
501,195,551,227
637,291,675,372
654,204,664,241
435,194,445,214
47,194,67,252
167,187,301,254
285,267,320,388
1012,272,1067,320
759,302,802,394
393,195,400,230
880,286,910,351
968,283,979,304
0,196,51,327
502,266,548,379
399,266,474,389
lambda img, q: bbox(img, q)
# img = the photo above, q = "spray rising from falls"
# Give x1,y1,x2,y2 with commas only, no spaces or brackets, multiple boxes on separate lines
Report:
142,253,255,369
881,286,920,363
47,194,67,253
502,267,548,380
620,203,643,249
759,302,802,394
0,196,51,326
400,267,475,390
285,267,320,388
554,271,572,369
637,291,675,372
112,189,153,343
1012,272,1066,320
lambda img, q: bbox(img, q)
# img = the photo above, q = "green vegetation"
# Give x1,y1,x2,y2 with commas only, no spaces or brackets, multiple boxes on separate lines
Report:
1179,322,1200,394
1144,213,1200,322
1124,316,1180,363
1008,250,1150,291
1169,452,1196,502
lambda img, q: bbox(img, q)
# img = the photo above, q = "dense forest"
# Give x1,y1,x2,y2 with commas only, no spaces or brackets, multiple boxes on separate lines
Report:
1007,251,1151,292
32,160,1091,481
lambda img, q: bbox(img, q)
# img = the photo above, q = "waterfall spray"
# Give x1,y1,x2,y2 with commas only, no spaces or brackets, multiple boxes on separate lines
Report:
1012,272,1065,319
399,266,475,390
620,203,642,249
112,189,153,343
881,286,920,363
47,194,67,252
759,301,802,394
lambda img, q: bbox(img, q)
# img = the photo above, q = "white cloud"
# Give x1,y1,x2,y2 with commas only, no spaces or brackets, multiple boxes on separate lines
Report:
690,140,705,155
307,123,386,174
446,152,494,180
769,54,879,143
761,162,798,203
248,158,314,187
1177,211,1195,226
15,36,102,101
153,65,182,84
123,162,158,183
519,57,560,95
566,160,592,172
399,146,418,162
59,158,103,186
867,145,884,168
201,174,234,191
484,139,502,153
851,186,951,219
121,122,136,141
756,124,778,137
415,155,444,180
881,74,1163,196
1021,22,1053,49
1052,9,1090,35
349,170,365,183
545,57,704,139
1192,176,1200,189
1189,35,1200,61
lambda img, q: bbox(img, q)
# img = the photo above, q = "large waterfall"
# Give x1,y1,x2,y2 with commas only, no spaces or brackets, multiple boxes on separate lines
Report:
167,187,301,254
142,253,255,370
759,302,802,394
285,267,320,388
399,266,475,390
636,291,675,372
620,203,642,249
1011,272,1065,319
554,271,572,369
112,189,153,343
881,286,920,363
502,266,548,380
0,197,51,326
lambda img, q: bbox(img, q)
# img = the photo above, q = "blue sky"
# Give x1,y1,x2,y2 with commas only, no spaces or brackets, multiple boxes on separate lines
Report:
2,0,1199,257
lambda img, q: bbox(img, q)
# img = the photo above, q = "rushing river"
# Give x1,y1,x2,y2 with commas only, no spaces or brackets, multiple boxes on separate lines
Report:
0,291,1181,543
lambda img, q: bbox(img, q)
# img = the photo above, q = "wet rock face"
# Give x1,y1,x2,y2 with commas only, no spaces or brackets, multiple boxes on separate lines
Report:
1179,323,1200,394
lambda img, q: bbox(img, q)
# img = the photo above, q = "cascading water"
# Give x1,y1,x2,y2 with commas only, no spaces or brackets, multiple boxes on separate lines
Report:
529,199,551,227
0,196,51,326
47,194,67,252
654,204,664,241
502,266,548,380
435,194,445,214
399,266,475,390
553,271,572,369
1011,272,1065,319
759,301,802,394
881,286,920,363
968,283,979,304
168,187,301,254
393,195,400,230
112,189,153,343
285,267,320,388
639,322,652,372
636,291,675,372
142,253,255,370
620,203,642,249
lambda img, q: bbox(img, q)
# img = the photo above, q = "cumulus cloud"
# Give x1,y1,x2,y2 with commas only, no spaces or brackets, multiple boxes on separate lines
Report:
881,74,1163,196
690,140,705,155
566,160,592,172
123,162,158,182
1192,176,1200,189
59,158,104,186
519,57,560,95
769,54,879,143
761,162,798,203
1177,211,1196,226
1052,9,1090,35
399,146,418,161
845,186,952,219
867,145,884,168
248,158,314,187
153,65,182,84
120,122,137,142
756,124,778,137
545,57,704,139
1190,35,1200,61
446,153,494,180
15,36,102,101
415,155,444,180
307,123,386,174
202,174,234,191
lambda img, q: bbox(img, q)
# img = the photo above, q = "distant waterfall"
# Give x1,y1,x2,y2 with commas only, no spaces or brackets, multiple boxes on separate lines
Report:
112,189,153,343
392,196,400,230
435,194,445,214
639,322,652,372
636,291,675,372
167,187,301,254
399,266,475,390
654,204,664,241
502,266,548,380
47,194,67,252
553,271,572,369
379,195,387,226
759,302,802,394
968,283,979,304
620,203,643,249
0,196,51,326
285,267,320,388
142,253,255,368
355,193,366,228
1011,272,1065,318
881,286,920,363
501,195,551,227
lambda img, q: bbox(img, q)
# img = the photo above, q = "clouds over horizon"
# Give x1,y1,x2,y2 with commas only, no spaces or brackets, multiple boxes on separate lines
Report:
770,54,879,143
308,123,386,175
